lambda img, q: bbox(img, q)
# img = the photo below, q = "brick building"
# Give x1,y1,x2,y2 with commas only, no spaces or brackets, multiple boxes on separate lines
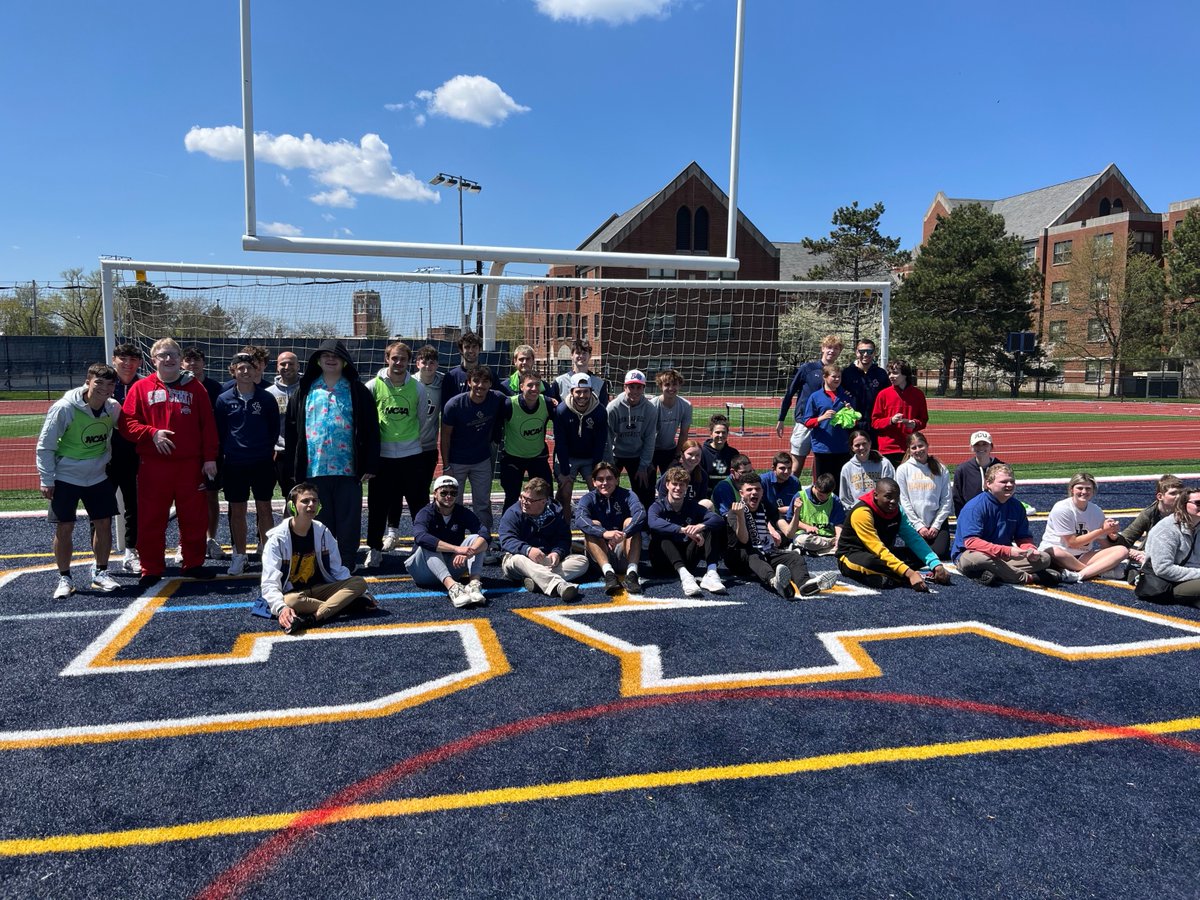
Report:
523,162,782,393
923,164,1198,388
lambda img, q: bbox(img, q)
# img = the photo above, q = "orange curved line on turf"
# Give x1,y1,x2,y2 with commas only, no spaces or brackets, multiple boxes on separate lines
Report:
0,621,510,750
5,712,1199,859
515,593,1200,697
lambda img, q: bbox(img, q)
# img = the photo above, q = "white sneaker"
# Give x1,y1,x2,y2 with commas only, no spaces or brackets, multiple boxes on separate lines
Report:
123,549,141,574
365,548,383,569
53,575,75,599
799,571,839,597
680,570,702,597
1058,569,1082,584
207,538,226,560
173,546,184,566
91,569,120,593
228,553,247,576
467,579,487,605
772,564,795,599
382,532,399,551
699,570,727,594
449,583,473,608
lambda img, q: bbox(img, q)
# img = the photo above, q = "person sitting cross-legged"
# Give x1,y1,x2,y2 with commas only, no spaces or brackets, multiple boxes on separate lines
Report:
950,464,1064,587
787,472,845,556
837,477,951,591
499,477,589,602
575,461,645,596
725,471,839,600
261,482,373,634
405,475,489,608
647,466,726,597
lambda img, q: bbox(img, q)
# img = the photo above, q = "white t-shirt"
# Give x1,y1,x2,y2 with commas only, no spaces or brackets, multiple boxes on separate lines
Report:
1039,498,1106,557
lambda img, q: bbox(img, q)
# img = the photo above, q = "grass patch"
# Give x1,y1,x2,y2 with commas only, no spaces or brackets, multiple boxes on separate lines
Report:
0,415,48,439
954,460,1200,481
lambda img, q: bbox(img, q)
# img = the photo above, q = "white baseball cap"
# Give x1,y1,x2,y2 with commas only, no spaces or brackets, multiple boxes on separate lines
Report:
624,369,647,386
570,372,592,389
433,475,459,492
969,430,993,447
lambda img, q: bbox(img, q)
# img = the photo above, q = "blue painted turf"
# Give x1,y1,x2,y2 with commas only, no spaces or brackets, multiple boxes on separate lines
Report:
0,483,1197,898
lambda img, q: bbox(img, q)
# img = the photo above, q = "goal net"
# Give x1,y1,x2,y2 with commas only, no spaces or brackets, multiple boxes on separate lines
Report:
102,261,888,404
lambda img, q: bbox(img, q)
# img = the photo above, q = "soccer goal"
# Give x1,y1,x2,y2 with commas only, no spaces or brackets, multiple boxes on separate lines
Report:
99,259,889,401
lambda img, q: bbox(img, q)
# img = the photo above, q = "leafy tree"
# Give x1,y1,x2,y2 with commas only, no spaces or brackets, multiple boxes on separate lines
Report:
0,282,62,335
1056,235,1165,395
494,294,526,349
117,280,175,336
52,268,105,336
1166,208,1200,355
776,296,848,374
891,203,1039,396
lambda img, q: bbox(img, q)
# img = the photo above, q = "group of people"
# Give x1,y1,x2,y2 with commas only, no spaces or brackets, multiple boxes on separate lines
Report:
35,329,1200,625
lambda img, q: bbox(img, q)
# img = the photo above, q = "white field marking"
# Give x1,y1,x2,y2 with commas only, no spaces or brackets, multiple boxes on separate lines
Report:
0,609,127,622
524,582,1200,693
0,623,497,747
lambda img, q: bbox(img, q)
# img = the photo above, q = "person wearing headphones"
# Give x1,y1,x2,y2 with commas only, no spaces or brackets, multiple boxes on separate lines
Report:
260,481,372,634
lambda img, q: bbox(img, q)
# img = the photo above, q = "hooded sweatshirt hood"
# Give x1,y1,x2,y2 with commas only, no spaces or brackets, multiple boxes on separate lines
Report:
302,340,360,387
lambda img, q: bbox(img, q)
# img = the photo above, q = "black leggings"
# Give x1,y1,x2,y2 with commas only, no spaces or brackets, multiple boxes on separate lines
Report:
725,545,810,588
650,533,719,574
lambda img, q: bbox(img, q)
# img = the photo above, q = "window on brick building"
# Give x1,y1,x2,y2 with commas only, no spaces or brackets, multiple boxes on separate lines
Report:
647,268,677,279
706,313,733,341
1087,319,1106,343
1132,231,1155,254
1048,320,1067,343
646,358,677,373
556,314,564,335
565,313,573,334
676,207,692,252
581,316,588,340
1113,199,1124,212
694,206,710,254
1091,276,1110,302
1099,198,1111,216
704,359,734,381
1050,281,1069,305
1084,360,1104,384
1053,240,1072,264
1092,233,1114,256
1022,243,1036,265
648,313,676,341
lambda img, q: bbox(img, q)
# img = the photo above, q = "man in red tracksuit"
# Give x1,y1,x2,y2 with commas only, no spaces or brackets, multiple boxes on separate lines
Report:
120,337,219,585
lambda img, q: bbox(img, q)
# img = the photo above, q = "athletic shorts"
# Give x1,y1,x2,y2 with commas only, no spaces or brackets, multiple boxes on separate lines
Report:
556,458,595,483
48,479,118,524
222,459,277,503
788,422,813,458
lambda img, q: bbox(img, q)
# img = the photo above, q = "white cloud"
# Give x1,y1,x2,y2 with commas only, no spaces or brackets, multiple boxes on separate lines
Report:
310,188,356,208
338,227,354,237
184,125,439,206
384,101,414,112
415,75,530,127
257,221,303,237
277,173,291,187
414,113,426,128
320,212,336,222
534,0,674,24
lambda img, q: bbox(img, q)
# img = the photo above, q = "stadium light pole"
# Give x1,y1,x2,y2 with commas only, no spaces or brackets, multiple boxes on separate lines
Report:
429,173,482,334
413,265,442,339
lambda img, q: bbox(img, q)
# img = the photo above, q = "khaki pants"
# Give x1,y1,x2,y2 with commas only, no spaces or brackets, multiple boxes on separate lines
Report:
956,550,1050,585
502,552,588,595
284,576,368,622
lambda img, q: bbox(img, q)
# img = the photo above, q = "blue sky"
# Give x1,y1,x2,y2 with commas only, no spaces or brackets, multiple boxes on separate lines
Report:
3,0,1198,285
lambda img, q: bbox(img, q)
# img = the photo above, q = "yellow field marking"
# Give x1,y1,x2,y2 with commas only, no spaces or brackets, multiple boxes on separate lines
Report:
4,713,1197,857
515,586,1200,696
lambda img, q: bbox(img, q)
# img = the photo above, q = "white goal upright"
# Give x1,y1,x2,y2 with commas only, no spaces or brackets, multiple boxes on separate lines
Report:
100,259,889,400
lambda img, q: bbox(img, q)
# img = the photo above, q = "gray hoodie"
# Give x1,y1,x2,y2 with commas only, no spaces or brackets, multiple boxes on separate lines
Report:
265,374,300,452
607,392,659,470
36,385,122,488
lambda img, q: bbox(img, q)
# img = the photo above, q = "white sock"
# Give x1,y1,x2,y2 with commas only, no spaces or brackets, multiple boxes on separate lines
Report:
626,564,638,576
601,563,614,575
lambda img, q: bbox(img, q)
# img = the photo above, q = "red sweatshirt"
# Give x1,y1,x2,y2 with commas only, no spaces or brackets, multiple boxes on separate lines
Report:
870,384,929,456
120,372,219,463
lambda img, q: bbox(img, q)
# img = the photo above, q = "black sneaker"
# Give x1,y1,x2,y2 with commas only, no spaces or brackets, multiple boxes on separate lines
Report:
137,574,161,590
1034,569,1062,587
603,571,621,596
978,570,998,587
286,613,317,634
625,571,642,595
182,566,217,580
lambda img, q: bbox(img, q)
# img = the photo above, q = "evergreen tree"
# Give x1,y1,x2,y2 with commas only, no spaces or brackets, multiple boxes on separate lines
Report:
891,203,1039,397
